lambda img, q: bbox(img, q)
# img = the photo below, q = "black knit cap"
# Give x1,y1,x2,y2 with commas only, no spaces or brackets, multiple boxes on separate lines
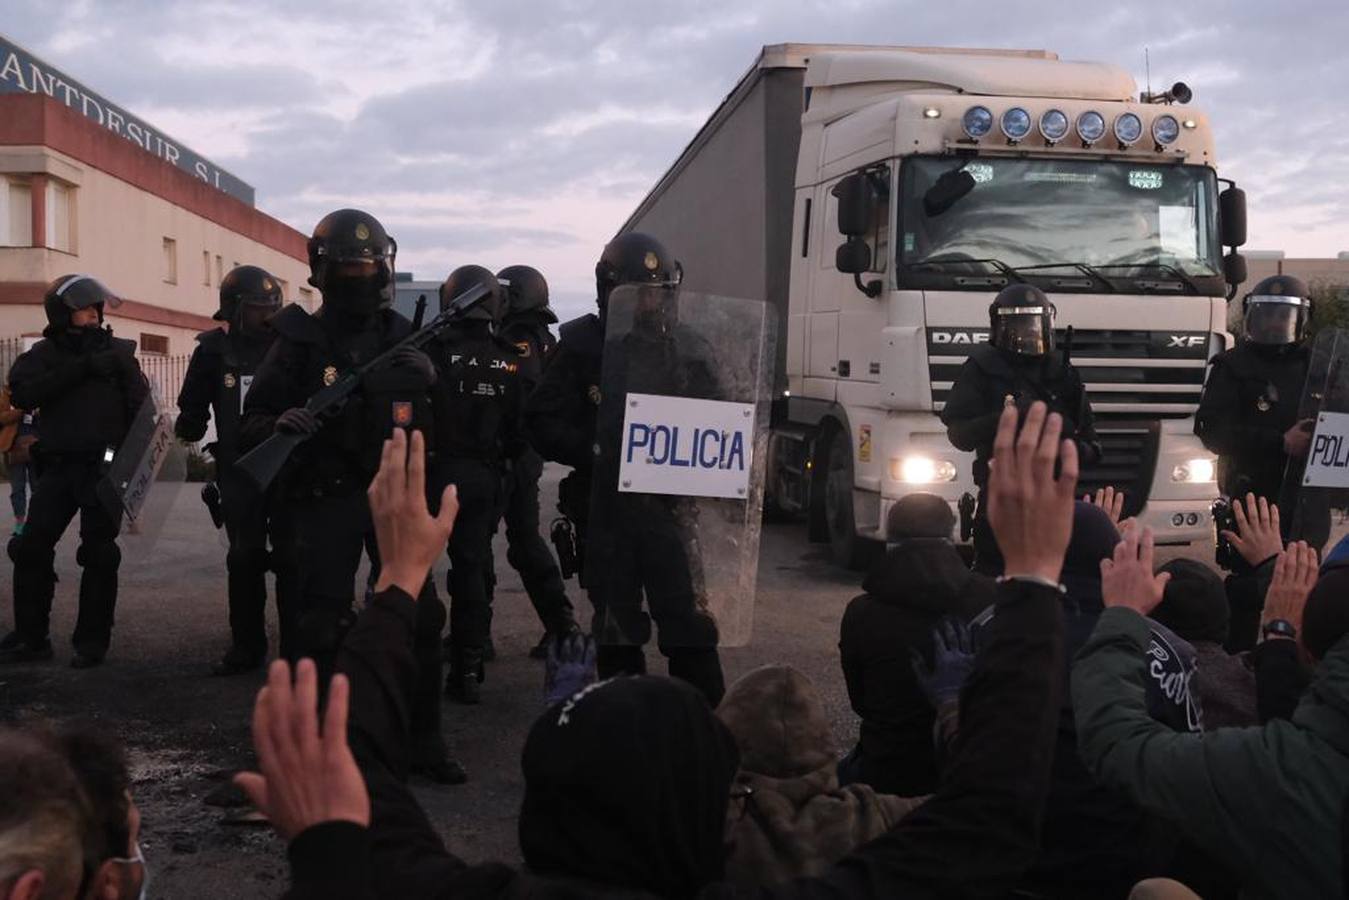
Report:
1303,567,1349,661
886,492,956,541
1152,558,1230,645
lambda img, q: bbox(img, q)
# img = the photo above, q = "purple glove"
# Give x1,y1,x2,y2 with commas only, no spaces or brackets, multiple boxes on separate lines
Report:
911,616,977,708
544,633,597,707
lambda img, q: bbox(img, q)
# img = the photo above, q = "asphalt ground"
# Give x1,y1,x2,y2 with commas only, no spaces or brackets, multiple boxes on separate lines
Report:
0,468,1342,899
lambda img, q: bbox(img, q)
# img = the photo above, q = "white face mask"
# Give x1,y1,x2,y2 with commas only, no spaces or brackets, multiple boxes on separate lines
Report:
108,841,148,900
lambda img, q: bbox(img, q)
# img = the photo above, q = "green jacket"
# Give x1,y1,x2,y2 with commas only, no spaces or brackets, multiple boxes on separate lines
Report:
1071,607,1349,899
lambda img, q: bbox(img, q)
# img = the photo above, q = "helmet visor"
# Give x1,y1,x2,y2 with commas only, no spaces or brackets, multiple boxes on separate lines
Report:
993,306,1053,356
54,274,122,311
1244,297,1306,345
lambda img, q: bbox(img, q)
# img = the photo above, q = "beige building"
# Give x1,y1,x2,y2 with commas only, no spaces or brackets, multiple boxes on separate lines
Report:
0,90,313,366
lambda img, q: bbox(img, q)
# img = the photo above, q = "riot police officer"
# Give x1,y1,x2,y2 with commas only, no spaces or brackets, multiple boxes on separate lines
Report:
241,209,463,783
526,233,726,704
425,265,522,704
0,275,148,667
941,283,1100,572
1196,274,1323,650
176,265,298,675
493,265,577,658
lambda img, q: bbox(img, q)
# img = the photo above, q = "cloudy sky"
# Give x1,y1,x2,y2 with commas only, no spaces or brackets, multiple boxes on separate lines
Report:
3,0,1346,320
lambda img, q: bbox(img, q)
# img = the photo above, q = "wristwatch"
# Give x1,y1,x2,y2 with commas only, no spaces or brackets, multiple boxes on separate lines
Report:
1262,618,1297,641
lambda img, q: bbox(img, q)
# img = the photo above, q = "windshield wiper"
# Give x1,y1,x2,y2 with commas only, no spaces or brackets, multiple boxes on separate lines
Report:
1008,262,1122,293
908,258,1028,283
1095,262,1203,295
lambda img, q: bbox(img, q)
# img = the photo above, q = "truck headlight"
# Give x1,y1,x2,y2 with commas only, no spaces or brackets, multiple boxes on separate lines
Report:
1039,109,1070,142
892,455,958,484
1172,458,1216,483
1000,107,1032,141
962,106,993,139
1076,110,1106,143
1113,112,1143,146
1152,114,1180,145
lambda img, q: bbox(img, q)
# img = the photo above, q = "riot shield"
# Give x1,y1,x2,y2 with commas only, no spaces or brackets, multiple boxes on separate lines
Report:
95,380,187,546
586,286,776,649
1282,327,1349,549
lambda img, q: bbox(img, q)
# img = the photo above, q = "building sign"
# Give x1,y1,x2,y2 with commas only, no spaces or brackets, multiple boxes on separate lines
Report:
1303,411,1349,489
0,35,255,206
618,393,756,499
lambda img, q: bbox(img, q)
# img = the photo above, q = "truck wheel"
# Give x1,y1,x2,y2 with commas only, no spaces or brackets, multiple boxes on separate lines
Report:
824,428,868,570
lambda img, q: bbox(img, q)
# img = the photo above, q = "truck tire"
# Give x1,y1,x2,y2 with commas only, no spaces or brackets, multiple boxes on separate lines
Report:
823,428,869,570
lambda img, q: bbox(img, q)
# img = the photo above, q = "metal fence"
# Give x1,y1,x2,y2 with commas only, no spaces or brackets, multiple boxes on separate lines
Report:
0,336,192,413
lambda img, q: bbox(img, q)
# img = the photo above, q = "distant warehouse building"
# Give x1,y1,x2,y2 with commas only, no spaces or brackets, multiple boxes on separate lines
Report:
0,34,313,366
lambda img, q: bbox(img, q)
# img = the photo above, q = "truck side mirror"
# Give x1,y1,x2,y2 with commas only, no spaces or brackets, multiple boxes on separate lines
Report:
833,173,874,237
1222,250,1247,295
836,238,872,274
1219,186,1247,248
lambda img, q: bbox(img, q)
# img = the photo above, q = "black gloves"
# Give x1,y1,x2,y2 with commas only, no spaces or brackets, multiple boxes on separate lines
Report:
275,407,320,435
391,347,437,386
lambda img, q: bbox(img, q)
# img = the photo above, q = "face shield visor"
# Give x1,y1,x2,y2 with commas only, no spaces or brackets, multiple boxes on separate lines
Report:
993,305,1055,356
1243,296,1308,346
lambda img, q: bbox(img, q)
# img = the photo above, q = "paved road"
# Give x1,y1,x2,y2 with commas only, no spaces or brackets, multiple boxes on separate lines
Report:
0,468,1340,898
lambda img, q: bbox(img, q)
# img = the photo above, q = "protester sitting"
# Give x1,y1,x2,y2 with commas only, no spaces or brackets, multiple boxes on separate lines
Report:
838,492,993,795
239,403,1079,899
1073,537,1349,897
1151,559,1258,728
716,664,923,887
0,727,88,900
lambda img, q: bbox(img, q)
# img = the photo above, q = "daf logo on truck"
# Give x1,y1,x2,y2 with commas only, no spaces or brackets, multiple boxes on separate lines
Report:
929,331,991,346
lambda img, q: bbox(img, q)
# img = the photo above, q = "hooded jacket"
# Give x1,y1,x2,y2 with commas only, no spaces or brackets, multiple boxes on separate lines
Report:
1073,611,1349,899
839,539,995,795
716,666,922,887
290,576,1068,900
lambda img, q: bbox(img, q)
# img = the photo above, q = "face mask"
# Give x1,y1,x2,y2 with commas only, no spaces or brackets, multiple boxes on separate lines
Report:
109,841,148,900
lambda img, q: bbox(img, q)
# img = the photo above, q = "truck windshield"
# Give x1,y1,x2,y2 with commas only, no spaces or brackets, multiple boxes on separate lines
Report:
897,156,1223,293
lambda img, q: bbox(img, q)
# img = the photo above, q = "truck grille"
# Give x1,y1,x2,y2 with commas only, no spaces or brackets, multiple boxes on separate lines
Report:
1077,423,1160,517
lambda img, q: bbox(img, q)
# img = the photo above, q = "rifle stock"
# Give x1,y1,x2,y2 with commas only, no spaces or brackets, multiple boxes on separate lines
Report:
232,282,489,492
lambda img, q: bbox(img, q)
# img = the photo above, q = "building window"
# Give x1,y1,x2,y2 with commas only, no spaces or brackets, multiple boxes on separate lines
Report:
139,333,169,355
0,176,33,247
215,254,223,285
203,250,211,285
162,237,178,284
45,180,74,253
298,287,315,309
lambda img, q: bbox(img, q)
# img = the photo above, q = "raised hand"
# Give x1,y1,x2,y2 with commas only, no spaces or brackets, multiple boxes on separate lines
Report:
1261,541,1319,639
368,429,458,598
911,616,977,709
1084,486,1125,525
544,632,598,707
1100,525,1171,615
987,400,1080,583
1224,493,1283,567
234,660,370,841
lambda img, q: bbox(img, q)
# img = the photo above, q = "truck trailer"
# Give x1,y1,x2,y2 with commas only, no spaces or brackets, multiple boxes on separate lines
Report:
619,43,1247,567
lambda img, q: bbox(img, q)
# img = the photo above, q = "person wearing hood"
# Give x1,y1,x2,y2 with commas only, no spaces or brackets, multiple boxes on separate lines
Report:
716,664,923,887
1074,536,1349,899
838,492,993,795
0,275,147,668
250,402,1078,900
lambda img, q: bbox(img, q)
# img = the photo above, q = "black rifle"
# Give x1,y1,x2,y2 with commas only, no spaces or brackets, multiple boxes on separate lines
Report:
412,293,427,330
235,283,488,491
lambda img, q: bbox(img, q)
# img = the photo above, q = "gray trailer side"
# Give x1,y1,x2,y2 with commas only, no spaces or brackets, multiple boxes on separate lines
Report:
618,47,808,392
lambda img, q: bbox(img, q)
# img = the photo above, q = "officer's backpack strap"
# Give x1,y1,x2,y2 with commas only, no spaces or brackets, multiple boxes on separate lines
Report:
559,314,603,356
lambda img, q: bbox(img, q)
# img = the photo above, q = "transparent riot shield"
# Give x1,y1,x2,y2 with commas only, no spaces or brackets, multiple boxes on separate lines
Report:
95,377,187,547
586,286,776,649
1283,327,1349,549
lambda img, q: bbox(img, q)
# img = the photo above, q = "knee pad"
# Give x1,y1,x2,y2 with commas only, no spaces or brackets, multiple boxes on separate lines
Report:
75,541,121,572
11,534,55,570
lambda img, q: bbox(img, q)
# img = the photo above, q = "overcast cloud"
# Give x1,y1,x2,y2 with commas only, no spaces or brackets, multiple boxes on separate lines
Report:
3,0,1346,320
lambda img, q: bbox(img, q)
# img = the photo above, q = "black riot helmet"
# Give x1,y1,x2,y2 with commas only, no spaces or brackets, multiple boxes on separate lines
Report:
307,209,397,316
497,265,557,324
42,274,121,331
1242,275,1311,346
595,232,681,311
989,283,1056,357
216,265,283,323
440,265,504,323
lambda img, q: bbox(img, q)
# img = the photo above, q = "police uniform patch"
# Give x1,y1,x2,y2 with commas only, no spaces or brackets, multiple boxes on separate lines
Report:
515,341,532,358
392,401,413,427
1256,397,1271,412
323,365,339,386
643,251,659,271
587,385,602,406
224,373,237,389
355,223,370,241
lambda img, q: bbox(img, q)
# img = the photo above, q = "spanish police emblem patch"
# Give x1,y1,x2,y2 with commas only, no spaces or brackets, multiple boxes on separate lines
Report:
323,366,338,386
392,401,413,428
